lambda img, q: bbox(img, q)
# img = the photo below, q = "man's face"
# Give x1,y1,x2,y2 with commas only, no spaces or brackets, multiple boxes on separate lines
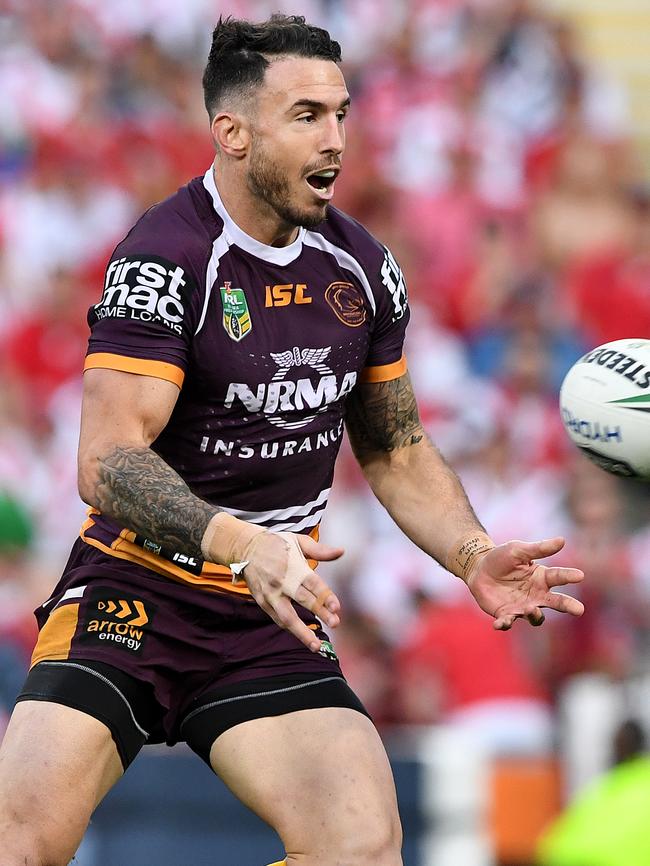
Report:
246,56,349,230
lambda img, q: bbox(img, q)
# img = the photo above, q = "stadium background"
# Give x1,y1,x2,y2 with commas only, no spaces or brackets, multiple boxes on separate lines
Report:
2,1,650,863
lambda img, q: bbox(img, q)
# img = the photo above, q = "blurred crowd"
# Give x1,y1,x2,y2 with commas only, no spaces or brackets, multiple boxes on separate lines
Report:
1,0,650,763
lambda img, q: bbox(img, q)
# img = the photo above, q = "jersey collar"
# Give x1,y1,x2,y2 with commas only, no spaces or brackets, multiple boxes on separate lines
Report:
203,166,305,265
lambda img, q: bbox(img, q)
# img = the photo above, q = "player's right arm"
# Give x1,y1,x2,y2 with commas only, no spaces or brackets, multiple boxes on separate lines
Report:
78,366,340,651
78,367,216,555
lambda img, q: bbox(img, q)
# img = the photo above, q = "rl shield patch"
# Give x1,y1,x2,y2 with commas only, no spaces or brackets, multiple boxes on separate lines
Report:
79,587,155,655
220,282,252,341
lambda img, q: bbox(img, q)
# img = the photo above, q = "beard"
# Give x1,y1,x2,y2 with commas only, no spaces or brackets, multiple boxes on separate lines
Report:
247,136,327,230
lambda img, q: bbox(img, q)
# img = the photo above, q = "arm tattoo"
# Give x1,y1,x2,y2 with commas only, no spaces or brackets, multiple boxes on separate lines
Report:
345,371,425,458
96,446,219,557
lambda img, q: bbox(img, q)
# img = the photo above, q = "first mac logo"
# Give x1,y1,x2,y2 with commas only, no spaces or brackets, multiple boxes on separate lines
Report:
95,254,190,336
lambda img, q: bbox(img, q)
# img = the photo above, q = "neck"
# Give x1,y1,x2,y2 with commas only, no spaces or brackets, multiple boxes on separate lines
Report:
212,165,299,247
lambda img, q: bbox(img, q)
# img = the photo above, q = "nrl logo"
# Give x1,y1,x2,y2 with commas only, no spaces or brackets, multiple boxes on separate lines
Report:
220,281,252,341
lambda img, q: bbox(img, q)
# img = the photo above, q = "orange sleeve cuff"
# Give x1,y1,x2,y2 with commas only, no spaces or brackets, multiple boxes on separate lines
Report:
84,353,185,388
360,354,407,383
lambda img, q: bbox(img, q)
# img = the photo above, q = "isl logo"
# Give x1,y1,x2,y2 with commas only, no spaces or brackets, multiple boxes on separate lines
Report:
220,281,252,342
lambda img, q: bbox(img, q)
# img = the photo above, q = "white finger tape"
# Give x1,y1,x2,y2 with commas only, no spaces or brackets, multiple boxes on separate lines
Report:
277,533,311,598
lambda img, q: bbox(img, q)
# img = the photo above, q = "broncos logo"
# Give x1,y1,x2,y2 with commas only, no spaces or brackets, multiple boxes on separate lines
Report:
324,282,367,327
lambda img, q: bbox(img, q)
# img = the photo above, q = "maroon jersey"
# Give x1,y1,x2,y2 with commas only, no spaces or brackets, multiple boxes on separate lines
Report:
82,167,410,594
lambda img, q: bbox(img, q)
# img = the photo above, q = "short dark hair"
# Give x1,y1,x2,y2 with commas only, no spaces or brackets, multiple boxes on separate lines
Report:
202,14,342,119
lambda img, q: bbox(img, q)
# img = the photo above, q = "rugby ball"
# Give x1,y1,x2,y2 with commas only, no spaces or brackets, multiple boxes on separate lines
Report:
559,339,650,479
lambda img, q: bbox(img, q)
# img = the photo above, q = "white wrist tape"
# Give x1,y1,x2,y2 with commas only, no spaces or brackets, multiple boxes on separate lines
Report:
201,512,266,568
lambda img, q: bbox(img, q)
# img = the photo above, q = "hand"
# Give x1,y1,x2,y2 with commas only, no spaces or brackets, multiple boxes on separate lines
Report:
240,531,343,651
466,536,584,630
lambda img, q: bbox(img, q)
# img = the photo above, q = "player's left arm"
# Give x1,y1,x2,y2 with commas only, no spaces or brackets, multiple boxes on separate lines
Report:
345,371,585,629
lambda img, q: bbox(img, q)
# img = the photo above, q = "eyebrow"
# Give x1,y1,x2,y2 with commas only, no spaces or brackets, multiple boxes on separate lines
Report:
289,97,351,113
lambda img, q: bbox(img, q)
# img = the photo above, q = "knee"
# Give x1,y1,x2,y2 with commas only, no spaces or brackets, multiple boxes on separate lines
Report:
0,815,73,866
322,809,403,866
0,844,70,866
352,811,403,865
0,838,71,866
0,789,83,866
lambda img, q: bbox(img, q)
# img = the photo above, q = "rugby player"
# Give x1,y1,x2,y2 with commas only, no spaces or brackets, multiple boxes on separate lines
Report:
0,15,585,866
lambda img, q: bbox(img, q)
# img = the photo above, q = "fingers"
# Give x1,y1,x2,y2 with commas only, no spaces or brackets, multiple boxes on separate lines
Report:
544,566,585,588
493,591,584,630
493,614,517,631
511,536,565,562
526,608,545,627
299,570,340,613
541,591,584,617
296,534,345,563
279,534,341,625
257,595,323,653
244,532,341,647
492,608,543,629
294,582,340,630
494,609,544,630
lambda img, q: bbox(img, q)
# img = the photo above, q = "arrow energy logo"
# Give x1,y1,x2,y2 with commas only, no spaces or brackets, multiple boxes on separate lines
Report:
81,589,154,655
97,598,149,625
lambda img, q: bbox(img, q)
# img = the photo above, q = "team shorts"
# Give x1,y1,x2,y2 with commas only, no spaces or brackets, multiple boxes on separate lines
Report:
17,539,368,770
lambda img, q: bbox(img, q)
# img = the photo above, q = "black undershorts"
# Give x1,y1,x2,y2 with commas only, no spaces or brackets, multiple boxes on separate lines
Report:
18,660,367,770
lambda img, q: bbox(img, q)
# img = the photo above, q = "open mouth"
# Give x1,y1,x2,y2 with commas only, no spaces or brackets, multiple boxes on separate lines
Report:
305,168,339,195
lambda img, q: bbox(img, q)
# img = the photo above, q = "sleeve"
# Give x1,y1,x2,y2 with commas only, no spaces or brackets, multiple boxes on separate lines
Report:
361,244,410,383
84,224,204,389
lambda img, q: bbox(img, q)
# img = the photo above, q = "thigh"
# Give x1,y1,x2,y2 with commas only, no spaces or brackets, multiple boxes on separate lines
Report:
0,700,123,865
209,707,402,864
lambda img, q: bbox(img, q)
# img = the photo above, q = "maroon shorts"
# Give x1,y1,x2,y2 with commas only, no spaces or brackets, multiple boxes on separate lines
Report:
17,539,367,769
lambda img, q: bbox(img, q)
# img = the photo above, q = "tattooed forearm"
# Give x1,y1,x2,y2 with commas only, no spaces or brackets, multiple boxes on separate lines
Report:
96,446,219,557
345,372,425,458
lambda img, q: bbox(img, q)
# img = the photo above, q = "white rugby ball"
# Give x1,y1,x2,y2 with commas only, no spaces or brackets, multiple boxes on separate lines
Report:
559,338,650,479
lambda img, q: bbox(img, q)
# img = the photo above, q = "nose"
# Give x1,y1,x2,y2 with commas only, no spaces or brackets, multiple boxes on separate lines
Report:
319,115,345,156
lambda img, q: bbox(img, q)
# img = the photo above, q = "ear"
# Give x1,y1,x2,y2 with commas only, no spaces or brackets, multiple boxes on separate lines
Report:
211,112,250,159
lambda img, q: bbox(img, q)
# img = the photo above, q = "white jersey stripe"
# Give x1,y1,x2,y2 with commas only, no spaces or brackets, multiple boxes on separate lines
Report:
195,231,231,336
303,231,376,315
219,488,331,524
270,508,326,533
203,167,305,265
42,584,87,609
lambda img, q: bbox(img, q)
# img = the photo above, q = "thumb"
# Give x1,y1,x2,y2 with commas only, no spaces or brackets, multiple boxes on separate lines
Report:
511,536,565,562
296,534,345,562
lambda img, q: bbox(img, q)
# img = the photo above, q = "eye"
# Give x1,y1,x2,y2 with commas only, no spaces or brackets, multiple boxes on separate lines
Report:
336,110,348,123
297,113,317,124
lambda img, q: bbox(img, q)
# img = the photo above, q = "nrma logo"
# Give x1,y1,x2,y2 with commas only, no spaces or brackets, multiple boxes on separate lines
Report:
95,255,188,335
224,346,357,430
